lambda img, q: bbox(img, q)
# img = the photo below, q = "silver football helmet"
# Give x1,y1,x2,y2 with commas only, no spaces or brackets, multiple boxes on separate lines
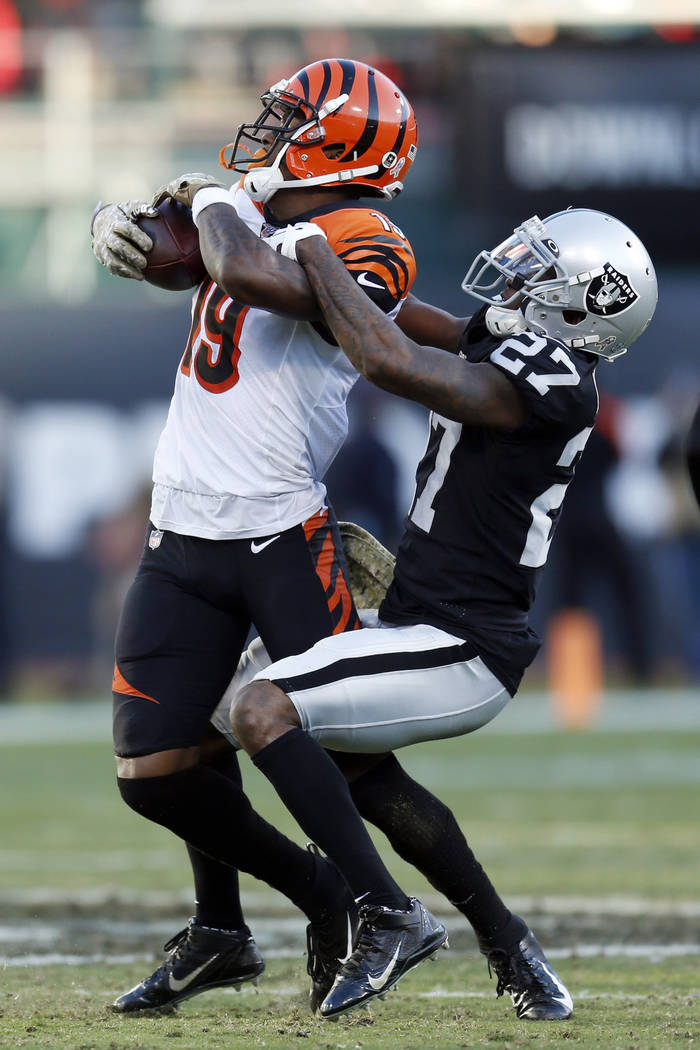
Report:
461,209,658,361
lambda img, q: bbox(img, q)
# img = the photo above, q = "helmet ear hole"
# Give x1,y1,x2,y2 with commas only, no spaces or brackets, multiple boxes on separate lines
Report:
563,309,586,325
322,143,345,159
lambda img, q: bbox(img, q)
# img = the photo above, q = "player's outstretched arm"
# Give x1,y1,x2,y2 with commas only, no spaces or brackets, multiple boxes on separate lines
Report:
296,236,526,429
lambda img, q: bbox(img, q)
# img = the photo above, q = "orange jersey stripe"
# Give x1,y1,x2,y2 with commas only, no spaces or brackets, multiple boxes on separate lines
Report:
313,207,416,307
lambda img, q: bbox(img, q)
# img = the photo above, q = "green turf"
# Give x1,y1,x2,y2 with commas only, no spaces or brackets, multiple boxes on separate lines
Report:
2,713,698,1047
1,728,698,899
1,955,697,1050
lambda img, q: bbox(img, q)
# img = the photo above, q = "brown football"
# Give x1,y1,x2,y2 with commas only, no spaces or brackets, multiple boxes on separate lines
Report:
137,199,207,291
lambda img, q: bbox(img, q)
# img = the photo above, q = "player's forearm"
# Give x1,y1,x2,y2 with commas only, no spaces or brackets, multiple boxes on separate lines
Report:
296,236,418,383
297,237,526,428
197,205,319,319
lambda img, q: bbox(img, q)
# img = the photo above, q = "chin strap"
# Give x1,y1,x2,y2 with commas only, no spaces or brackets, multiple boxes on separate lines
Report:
485,305,529,338
244,161,384,203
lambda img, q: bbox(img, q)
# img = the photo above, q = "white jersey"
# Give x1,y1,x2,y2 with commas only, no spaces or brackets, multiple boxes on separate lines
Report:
151,188,416,540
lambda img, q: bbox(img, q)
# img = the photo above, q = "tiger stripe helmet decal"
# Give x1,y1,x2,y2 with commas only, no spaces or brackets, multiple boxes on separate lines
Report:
220,58,418,204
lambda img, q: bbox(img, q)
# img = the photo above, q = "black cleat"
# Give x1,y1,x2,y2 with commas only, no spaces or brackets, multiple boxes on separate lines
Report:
304,843,359,1013
306,897,359,1014
112,919,264,1013
319,897,447,1018
484,927,573,1020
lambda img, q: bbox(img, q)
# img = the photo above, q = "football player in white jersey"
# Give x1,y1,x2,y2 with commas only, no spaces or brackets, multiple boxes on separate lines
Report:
91,58,465,1015
225,209,658,1019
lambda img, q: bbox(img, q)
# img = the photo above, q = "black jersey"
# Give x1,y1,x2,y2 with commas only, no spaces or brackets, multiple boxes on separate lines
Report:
379,308,600,694
687,400,700,507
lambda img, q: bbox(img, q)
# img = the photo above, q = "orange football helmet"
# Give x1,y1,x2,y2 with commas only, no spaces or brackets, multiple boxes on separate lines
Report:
220,58,418,204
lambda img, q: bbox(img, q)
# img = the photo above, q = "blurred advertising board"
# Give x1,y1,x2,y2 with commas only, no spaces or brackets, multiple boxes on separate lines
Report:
453,44,699,260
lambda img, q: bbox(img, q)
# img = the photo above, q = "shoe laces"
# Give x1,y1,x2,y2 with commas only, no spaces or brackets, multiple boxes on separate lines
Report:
306,924,333,982
487,947,545,1000
357,904,386,925
163,923,194,964
334,907,386,978
306,911,349,982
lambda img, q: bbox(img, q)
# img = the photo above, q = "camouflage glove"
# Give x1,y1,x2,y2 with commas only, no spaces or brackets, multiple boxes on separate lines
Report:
91,200,158,280
151,172,224,210
338,521,396,610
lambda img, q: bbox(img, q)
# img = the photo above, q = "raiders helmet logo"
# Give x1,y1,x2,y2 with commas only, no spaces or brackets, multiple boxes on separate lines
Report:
586,263,639,316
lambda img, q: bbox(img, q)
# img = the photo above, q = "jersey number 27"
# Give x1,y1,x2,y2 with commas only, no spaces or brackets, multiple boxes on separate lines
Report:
410,414,592,569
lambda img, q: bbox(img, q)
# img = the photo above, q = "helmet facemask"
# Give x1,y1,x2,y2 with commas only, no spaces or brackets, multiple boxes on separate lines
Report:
220,81,380,203
221,87,324,172
220,84,343,203
462,212,657,361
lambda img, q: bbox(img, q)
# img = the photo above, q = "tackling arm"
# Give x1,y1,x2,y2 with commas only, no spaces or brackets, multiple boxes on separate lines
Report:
196,204,320,320
296,237,527,429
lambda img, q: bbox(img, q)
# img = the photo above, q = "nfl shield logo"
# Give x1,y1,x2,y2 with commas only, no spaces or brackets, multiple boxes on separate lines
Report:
148,529,164,550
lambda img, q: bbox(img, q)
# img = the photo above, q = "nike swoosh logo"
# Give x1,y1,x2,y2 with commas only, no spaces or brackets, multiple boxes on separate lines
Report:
357,271,385,290
251,535,281,554
168,955,219,993
367,941,402,991
338,913,354,965
539,961,573,1009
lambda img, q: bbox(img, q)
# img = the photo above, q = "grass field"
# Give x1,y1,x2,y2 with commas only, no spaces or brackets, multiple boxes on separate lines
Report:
2,955,698,1050
1,692,698,1049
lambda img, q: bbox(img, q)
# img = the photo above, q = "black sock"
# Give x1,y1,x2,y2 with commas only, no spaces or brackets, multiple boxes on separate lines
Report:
253,729,409,911
186,843,244,931
349,754,525,946
117,763,333,921
187,748,245,930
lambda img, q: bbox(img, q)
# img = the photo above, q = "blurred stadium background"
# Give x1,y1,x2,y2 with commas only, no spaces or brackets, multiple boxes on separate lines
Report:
0,0,699,703
0,3,699,1041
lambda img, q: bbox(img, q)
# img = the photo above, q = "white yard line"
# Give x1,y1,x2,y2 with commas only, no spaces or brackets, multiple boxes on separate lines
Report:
2,888,698,917
0,689,699,746
3,943,699,969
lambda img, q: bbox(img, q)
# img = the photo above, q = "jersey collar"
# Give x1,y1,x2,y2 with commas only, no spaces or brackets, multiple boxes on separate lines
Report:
262,197,368,227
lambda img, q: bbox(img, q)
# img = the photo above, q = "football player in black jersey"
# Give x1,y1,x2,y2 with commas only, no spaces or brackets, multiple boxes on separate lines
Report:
686,401,700,507
229,209,658,1019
